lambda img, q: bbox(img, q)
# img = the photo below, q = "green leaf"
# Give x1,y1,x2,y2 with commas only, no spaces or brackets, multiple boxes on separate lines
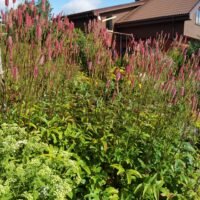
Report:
143,183,150,197
126,169,142,184
39,117,49,127
67,191,73,199
105,187,119,195
79,161,91,175
52,134,57,144
153,185,159,200
183,142,196,153
28,122,37,129
134,183,143,194
111,164,125,175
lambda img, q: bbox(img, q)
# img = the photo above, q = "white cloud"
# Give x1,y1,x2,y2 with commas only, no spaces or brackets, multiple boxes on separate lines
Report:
0,0,22,11
63,0,101,15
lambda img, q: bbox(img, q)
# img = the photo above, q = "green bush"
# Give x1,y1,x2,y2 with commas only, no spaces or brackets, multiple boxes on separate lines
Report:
1,73,199,199
0,123,90,200
187,40,200,57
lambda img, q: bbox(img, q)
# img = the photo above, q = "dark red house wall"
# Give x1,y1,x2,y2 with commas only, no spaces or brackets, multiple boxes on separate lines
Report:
114,20,185,55
116,20,185,40
68,17,97,31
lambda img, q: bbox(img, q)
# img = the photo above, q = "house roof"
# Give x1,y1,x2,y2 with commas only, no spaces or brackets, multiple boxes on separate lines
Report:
67,1,144,18
94,1,145,15
117,0,200,24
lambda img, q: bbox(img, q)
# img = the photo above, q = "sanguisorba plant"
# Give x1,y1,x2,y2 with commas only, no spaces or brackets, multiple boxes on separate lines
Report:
0,0,80,114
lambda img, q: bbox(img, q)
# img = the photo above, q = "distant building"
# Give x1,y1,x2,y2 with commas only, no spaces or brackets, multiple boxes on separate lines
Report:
67,0,200,54
67,1,144,31
116,0,200,41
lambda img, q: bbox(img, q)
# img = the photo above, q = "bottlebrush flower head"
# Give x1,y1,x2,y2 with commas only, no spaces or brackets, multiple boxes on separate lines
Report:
25,13,33,28
5,0,9,7
88,61,93,71
180,87,185,97
17,8,23,26
39,55,45,65
191,96,198,111
36,24,42,41
126,64,132,75
171,87,177,100
8,36,13,48
48,46,52,61
116,71,121,82
106,80,111,89
69,22,74,31
11,66,19,80
8,15,13,29
42,0,46,12
33,65,39,79
64,17,69,27
1,11,6,22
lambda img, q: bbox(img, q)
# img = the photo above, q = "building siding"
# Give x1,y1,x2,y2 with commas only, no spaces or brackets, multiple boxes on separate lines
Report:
100,9,135,29
184,1,200,40
116,20,185,40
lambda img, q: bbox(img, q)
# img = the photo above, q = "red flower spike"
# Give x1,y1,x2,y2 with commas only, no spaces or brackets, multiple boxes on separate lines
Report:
180,87,185,97
33,66,39,79
36,24,42,41
5,0,9,7
11,66,19,80
42,0,46,12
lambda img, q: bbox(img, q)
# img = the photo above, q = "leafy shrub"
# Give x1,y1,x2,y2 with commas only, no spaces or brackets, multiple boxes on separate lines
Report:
0,123,90,199
187,40,200,57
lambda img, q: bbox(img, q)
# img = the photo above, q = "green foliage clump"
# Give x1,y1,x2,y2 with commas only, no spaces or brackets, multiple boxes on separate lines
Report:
1,72,199,199
168,47,184,74
187,40,200,57
0,123,90,200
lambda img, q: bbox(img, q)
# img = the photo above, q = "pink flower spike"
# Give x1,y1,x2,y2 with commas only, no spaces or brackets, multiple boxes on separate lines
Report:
39,55,45,65
106,80,111,89
17,9,23,26
1,11,6,22
191,96,198,111
88,61,93,71
42,0,46,12
13,0,16,4
26,13,32,28
33,66,39,79
69,22,74,31
116,71,121,82
180,87,185,97
11,66,19,80
171,88,177,99
8,36,13,48
126,64,131,74
36,24,42,41
5,0,9,7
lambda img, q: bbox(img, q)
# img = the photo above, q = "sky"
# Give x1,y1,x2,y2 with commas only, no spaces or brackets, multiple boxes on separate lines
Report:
51,0,134,14
0,0,134,15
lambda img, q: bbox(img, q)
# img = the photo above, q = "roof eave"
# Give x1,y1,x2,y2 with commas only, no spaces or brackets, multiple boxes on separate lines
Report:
116,14,190,28
95,3,144,15
67,11,95,20
67,1,145,19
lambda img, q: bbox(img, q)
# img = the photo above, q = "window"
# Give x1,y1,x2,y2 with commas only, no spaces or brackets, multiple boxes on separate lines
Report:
196,8,200,25
106,15,113,30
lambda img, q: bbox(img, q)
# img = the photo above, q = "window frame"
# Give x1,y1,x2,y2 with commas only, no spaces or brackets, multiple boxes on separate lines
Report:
195,8,200,25
106,15,113,31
